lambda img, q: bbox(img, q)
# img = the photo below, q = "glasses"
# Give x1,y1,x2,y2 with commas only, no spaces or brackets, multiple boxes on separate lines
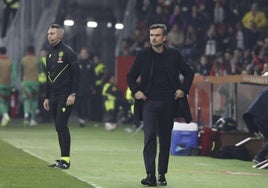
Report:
49,24,61,29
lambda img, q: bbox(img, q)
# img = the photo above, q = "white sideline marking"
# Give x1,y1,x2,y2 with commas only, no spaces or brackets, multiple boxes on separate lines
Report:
22,149,45,160
73,176,102,188
20,148,101,188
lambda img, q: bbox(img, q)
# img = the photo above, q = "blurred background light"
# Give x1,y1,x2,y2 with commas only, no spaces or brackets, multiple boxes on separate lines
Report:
107,22,113,28
87,21,98,28
64,19,74,26
115,23,123,30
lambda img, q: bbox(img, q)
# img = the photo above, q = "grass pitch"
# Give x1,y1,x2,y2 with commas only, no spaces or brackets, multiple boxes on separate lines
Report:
0,118,268,188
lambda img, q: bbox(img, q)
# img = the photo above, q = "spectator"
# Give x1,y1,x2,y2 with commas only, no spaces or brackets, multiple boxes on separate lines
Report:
230,48,244,74
241,48,253,75
118,38,133,56
1,0,20,38
166,23,185,49
135,0,151,21
251,45,265,75
185,24,197,44
204,24,217,57
223,25,236,51
223,49,233,74
234,21,246,50
242,2,267,33
130,25,148,53
147,4,167,26
188,4,206,48
217,24,236,52
168,4,183,29
223,0,240,26
181,24,198,62
216,23,227,52
196,54,211,76
213,0,225,24
244,18,261,50
210,52,230,76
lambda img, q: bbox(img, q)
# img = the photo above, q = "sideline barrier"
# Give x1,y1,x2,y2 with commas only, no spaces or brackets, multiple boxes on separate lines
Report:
193,75,268,85
190,75,268,130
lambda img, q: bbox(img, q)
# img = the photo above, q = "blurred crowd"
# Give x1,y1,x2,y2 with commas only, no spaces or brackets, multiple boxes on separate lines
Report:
119,0,268,76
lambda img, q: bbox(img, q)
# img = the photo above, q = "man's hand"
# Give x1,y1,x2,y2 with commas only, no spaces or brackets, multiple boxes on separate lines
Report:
66,94,76,106
175,89,185,99
135,91,147,100
43,99,50,111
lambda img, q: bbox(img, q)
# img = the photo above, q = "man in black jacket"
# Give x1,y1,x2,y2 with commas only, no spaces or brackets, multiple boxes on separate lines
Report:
76,47,95,127
127,24,194,186
243,87,268,163
43,24,80,169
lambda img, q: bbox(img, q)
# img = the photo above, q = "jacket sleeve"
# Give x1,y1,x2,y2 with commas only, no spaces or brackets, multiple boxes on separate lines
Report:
175,51,194,94
126,51,142,95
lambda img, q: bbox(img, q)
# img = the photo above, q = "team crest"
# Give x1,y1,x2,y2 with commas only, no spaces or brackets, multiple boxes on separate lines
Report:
57,51,64,63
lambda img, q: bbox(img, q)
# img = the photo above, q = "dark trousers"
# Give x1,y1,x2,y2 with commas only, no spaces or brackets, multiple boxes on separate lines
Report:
77,95,93,121
251,117,268,138
255,143,268,160
1,8,17,38
92,87,103,122
49,96,72,157
142,99,174,175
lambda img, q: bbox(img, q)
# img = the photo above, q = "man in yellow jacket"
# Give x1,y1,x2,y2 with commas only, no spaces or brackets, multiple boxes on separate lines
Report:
242,2,267,32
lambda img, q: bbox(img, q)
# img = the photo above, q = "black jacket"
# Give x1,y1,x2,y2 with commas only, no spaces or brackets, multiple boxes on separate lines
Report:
126,46,194,123
78,59,95,97
45,41,80,98
243,87,268,134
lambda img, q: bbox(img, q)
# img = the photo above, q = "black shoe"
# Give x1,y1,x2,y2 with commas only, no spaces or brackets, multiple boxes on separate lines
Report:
158,174,167,186
141,174,157,186
48,160,61,168
48,160,70,169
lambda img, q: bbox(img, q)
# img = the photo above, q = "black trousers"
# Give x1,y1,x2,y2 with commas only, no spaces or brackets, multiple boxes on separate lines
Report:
251,117,268,138
77,95,93,121
49,96,72,157
142,99,174,175
256,143,268,160
91,87,103,122
1,8,17,38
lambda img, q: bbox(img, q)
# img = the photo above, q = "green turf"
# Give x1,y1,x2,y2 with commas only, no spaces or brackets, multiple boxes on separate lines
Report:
0,137,92,188
0,118,268,188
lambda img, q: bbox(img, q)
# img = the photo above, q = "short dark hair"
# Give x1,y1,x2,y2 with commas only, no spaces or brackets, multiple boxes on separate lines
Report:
149,24,167,35
26,45,35,54
49,23,64,35
49,23,61,29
